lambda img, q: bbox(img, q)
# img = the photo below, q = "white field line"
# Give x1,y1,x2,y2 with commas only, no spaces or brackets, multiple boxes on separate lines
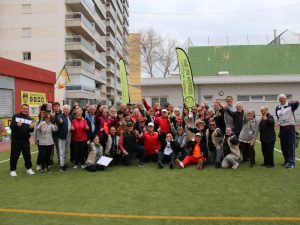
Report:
0,151,38,164
256,140,300,162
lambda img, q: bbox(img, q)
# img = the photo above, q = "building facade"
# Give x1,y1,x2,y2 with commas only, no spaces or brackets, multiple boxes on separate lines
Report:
0,0,129,106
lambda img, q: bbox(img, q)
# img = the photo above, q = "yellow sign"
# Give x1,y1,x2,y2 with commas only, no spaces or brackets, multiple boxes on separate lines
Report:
176,48,196,110
120,59,130,104
21,91,47,106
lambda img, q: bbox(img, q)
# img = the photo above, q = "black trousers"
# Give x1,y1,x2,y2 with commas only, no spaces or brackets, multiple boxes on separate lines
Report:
261,141,275,166
158,152,176,164
86,164,105,172
36,144,42,166
50,135,59,164
123,145,145,166
73,141,87,165
239,142,255,164
39,145,53,169
10,139,32,171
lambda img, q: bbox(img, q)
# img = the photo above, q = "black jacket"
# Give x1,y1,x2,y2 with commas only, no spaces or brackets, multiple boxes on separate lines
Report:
225,109,245,137
159,140,179,154
187,141,208,159
259,113,276,143
10,113,34,140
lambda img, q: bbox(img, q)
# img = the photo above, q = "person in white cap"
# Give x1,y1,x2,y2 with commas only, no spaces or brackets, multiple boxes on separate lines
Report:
142,122,161,162
155,109,171,144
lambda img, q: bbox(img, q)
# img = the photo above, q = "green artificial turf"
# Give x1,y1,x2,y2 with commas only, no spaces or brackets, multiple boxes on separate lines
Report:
0,131,299,225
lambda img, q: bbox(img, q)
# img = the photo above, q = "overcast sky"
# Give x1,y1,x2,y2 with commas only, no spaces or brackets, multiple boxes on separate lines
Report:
129,0,300,46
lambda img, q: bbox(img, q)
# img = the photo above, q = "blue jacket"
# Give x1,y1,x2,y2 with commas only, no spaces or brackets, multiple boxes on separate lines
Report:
85,113,98,140
57,114,71,139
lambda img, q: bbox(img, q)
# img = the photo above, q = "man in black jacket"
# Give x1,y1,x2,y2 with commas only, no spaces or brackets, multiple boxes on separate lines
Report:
157,133,178,169
9,104,35,177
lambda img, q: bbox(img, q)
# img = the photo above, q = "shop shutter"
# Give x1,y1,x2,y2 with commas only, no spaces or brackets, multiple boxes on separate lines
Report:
0,89,14,117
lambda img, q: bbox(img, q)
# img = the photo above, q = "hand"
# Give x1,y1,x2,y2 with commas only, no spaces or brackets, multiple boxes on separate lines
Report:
71,126,75,131
100,128,104,132
59,119,63,124
262,116,267,120
224,105,229,110
86,125,89,130
123,151,128,156
87,140,90,145
29,123,34,129
250,140,256,146
17,122,23,127
142,97,145,102
155,150,159,154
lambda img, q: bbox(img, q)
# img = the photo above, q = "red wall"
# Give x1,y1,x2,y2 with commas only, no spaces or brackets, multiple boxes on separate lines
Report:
14,78,54,113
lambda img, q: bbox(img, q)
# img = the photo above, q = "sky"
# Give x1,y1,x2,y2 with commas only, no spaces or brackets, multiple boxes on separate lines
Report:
129,0,300,46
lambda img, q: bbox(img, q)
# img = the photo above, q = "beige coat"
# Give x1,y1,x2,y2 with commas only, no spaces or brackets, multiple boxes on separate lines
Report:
86,142,103,166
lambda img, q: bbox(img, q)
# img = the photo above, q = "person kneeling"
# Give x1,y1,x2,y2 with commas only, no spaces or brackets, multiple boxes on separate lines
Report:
86,136,105,172
175,133,207,170
221,127,240,169
157,133,178,169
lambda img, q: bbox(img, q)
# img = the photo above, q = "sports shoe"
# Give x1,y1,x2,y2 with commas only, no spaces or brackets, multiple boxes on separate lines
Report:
215,163,221,168
157,161,164,169
41,169,46,175
10,171,17,177
60,166,65,172
169,162,174,169
286,164,295,169
36,165,42,171
81,165,86,169
26,168,35,175
175,159,184,169
249,163,255,168
138,163,144,167
196,159,204,170
232,163,239,170
73,165,78,169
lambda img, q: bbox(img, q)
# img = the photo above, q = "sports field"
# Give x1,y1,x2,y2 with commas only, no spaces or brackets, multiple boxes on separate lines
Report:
0,136,299,225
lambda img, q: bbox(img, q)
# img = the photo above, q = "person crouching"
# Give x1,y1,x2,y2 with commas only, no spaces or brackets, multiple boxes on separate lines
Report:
157,133,178,169
175,133,207,170
221,127,240,169
86,136,105,172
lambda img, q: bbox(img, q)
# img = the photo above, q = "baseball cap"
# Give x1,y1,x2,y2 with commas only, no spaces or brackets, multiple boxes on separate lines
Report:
148,122,154,127
126,122,133,127
162,109,168,112
195,133,202,137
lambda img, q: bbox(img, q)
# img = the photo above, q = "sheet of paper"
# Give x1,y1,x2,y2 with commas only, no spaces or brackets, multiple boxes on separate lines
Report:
24,119,32,125
15,117,25,123
96,156,113,167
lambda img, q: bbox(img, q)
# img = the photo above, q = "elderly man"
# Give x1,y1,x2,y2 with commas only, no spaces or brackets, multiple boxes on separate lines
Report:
57,105,72,172
85,104,98,141
275,94,299,169
9,104,35,177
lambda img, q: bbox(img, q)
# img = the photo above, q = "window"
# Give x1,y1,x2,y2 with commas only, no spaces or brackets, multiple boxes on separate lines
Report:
151,97,168,107
251,95,263,101
22,4,31,14
286,94,293,100
237,95,250,101
203,95,213,102
23,52,31,61
22,27,31,38
265,95,277,101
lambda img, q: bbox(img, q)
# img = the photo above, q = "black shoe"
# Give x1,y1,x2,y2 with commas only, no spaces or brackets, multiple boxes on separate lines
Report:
169,162,174,169
157,161,163,169
59,166,64,172
249,164,255,168
215,163,221,168
64,165,69,169
266,165,274,168
260,163,267,167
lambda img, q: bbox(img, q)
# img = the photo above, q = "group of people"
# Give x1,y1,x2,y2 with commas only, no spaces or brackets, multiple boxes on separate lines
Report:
8,94,299,177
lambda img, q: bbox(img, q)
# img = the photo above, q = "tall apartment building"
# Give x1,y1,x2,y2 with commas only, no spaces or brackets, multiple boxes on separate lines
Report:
0,0,129,106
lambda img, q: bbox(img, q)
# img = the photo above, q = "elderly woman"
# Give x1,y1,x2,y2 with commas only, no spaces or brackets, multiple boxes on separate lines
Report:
239,110,259,167
131,108,143,124
86,135,104,172
170,108,185,130
259,106,276,168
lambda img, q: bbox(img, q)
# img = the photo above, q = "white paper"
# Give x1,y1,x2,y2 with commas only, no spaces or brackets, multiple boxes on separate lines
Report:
96,156,113,167
15,117,25,123
24,119,32,125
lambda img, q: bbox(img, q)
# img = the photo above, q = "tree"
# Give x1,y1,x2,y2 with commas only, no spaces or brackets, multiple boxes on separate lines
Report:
140,29,178,78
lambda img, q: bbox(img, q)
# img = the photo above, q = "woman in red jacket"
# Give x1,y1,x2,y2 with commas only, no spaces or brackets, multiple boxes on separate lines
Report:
71,109,89,169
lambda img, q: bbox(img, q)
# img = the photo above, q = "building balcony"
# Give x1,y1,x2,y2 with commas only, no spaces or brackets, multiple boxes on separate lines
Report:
106,33,115,47
106,62,115,74
106,78,115,88
65,35,95,60
66,59,95,80
106,47,116,62
66,12,96,40
115,81,122,91
95,69,107,84
106,19,116,35
94,0,106,18
65,0,96,18
94,13,106,35
95,50,106,68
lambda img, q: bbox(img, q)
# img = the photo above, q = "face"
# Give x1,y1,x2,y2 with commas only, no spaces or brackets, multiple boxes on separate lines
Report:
236,104,243,112
63,107,70,115
73,106,80,114
120,104,126,111
247,112,254,119
174,110,180,116
162,111,168,117
44,115,51,123
93,136,100,145
40,111,46,119
76,110,82,118
102,110,108,117
149,109,155,116
21,105,29,115
177,128,183,135
279,96,287,105
226,97,233,106
88,106,96,115
209,122,216,130
192,107,197,113
168,104,173,112
111,109,117,115
214,102,220,110
225,128,232,136
139,120,145,127
166,133,173,141
127,126,133,132
137,104,142,109
147,125,154,132
260,108,268,116
154,103,160,109
110,127,116,135
195,135,201,143
53,104,60,112
183,108,189,115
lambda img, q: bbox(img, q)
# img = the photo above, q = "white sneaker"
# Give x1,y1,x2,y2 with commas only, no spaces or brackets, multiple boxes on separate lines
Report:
81,165,86,169
10,171,17,177
36,165,42,171
175,159,184,169
232,163,239,170
73,165,78,169
26,168,35,175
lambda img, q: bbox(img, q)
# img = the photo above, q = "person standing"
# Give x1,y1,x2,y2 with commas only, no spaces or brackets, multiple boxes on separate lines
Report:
37,114,57,174
224,96,236,130
85,104,98,141
259,106,276,168
51,102,62,165
71,109,89,169
9,104,35,177
275,94,299,169
142,122,161,162
57,105,72,172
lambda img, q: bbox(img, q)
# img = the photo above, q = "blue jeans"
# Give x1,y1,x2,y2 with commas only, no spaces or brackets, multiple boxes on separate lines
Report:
280,125,296,166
